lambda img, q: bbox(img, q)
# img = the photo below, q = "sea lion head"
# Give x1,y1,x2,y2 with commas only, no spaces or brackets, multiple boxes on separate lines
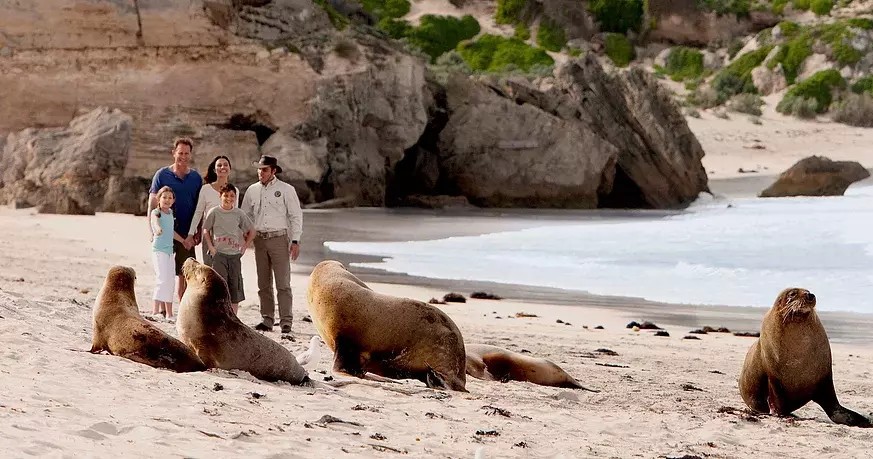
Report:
774,287,816,321
181,257,232,313
96,266,138,314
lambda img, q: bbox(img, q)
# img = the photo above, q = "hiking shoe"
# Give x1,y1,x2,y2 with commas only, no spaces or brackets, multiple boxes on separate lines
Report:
280,325,292,334
254,322,272,332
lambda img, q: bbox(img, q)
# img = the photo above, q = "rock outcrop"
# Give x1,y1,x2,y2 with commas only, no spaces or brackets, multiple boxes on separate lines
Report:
646,0,778,46
0,0,710,212
759,156,871,198
0,108,133,215
434,55,708,209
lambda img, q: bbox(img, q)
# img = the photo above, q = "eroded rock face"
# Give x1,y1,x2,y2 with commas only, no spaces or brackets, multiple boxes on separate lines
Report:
759,156,871,198
752,63,788,96
438,75,619,208
0,108,133,215
435,55,707,209
294,39,431,206
646,0,778,46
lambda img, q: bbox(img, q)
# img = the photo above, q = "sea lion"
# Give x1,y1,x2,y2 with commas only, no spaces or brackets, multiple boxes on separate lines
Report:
89,266,206,373
465,344,597,391
739,287,871,427
177,258,310,385
307,260,467,391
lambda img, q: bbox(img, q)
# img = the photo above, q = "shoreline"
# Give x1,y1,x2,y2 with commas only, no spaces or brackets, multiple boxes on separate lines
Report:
290,178,873,345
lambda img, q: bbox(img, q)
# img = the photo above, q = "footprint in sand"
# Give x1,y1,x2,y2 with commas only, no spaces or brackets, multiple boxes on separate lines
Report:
76,421,120,440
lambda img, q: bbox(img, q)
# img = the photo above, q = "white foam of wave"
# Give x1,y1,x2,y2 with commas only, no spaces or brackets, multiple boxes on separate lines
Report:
325,185,873,313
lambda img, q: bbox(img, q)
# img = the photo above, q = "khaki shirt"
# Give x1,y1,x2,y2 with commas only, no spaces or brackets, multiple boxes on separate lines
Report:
241,177,303,241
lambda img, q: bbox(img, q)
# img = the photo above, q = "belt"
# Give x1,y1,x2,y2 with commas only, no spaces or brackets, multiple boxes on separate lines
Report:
256,229,287,239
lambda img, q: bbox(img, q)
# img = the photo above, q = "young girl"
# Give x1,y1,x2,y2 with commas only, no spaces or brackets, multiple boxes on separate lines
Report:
151,186,186,322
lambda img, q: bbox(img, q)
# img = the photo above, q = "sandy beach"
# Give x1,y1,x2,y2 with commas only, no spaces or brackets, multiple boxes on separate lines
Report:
3,112,873,457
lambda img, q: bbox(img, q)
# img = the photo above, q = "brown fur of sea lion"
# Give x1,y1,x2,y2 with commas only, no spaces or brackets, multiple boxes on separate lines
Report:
465,344,598,391
177,259,310,385
307,260,467,391
90,266,206,373
739,287,871,427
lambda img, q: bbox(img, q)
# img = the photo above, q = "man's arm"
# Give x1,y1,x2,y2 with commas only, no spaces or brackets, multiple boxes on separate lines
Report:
240,184,256,223
285,184,303,242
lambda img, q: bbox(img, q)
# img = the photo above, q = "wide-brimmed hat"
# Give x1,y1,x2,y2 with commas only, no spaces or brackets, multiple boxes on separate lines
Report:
253,155,282,174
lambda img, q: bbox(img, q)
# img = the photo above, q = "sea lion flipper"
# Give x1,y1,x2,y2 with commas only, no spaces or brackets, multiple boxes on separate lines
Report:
813,375,873,428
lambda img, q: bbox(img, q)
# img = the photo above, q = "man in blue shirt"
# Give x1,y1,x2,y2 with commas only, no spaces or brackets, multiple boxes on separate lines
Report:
148,137,203,311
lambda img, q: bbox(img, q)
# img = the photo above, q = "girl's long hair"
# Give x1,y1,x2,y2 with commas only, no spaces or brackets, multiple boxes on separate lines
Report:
205,155,232,184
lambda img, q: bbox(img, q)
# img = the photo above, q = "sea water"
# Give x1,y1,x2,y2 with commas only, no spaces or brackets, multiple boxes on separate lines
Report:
325,185,873,314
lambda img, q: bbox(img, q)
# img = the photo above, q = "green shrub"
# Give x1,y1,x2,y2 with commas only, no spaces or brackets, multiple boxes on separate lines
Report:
664,46,704,81
728,93,764,115
851,76,873,94
771,0,790,14
404,15,481,61
767,35,812,85
793,0,811,10
314,0,349,30
727,39,744,59
378,18,412,39
604,33,635,67
514,24,531,41
712,46,772,101
688,86,720,108
847,18,873,30
779,96,818,118
777,69,845,114
819,22,864,66
496,0,528,25
457,34,554,73
360,0,411,19
428,51,473,84
832,93,873,127
568,47,583,57
810,0,833,15
589,0,644,34
696,0,752,16
777,21,801,38
536,20,567,52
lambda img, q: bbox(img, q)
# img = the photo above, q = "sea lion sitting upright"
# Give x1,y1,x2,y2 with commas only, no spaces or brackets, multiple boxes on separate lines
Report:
465,344,598,391
90,266,206,373
177,258,310,385
307,260,467,391
739,287,871,427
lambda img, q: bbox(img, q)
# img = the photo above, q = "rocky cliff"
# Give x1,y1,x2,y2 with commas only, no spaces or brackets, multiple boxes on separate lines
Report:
0,0,709,213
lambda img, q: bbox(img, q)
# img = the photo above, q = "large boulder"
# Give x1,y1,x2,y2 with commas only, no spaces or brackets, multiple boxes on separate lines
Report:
293,36,431,206
438,75,619,208
759,156,871,198
433,54,708,209
0,108,133,214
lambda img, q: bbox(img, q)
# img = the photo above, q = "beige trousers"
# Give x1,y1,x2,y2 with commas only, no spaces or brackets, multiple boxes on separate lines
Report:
254,234,293,327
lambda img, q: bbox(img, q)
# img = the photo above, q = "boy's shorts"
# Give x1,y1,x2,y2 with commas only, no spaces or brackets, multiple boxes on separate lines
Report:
173,240,197,275
212,252,245,303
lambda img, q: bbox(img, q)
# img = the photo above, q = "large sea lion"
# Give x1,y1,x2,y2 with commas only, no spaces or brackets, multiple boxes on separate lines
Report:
739,287,871,427
177,258,310,385
90,266,206,373
465,344,597,391
307,260,467,391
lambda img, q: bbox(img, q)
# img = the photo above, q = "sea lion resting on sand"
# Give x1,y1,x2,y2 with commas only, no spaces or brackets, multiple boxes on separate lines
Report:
177,259,311,385
739,287,871,427
465,344,598,391
307,260,467,391
90,266,206,373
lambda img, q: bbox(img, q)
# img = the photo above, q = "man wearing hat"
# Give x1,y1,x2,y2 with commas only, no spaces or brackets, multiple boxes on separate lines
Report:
240,155,303,334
